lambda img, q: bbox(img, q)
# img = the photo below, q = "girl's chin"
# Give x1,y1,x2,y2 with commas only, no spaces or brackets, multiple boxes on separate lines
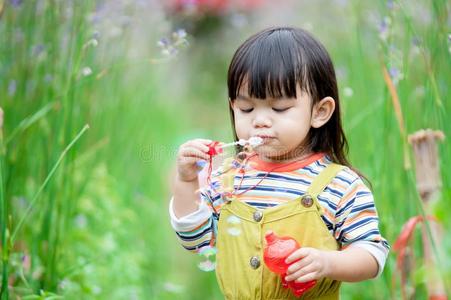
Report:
253,147,290,161
254,146,311,163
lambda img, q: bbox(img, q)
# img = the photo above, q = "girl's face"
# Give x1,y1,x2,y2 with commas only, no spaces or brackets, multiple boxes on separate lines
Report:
231,84,315,162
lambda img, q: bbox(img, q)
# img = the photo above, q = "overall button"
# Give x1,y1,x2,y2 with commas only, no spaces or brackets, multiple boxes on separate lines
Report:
250,256,261,269
253,210,263,222
301,194,313,207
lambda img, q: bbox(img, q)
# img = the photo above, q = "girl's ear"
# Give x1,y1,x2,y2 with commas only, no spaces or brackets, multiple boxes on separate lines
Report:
311,97,335,128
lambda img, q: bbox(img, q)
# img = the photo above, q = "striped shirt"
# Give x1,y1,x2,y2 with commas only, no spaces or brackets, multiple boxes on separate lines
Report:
169,153,389,276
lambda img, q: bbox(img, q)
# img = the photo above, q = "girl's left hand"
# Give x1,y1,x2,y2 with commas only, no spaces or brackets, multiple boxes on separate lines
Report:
284,247,331,283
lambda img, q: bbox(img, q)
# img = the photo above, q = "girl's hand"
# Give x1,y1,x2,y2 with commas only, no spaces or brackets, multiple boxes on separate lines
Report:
284,247,332,283
176,139,212,182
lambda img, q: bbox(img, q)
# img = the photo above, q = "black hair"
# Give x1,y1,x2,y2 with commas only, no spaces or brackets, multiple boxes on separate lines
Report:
227,26,351,168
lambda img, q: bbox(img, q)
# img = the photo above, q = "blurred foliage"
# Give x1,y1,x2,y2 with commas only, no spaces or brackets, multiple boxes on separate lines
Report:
0,0,450,299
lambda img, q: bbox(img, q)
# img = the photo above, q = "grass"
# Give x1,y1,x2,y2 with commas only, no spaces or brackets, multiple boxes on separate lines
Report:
0,0,450,299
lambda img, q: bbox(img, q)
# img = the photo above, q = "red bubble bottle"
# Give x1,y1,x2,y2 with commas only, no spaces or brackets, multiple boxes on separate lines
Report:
263,230,316,297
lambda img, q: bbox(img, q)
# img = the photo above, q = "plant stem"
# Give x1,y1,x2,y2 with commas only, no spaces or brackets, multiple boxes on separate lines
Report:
10,124,90,244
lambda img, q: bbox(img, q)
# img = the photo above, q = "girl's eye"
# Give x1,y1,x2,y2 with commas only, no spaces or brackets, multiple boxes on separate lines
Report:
272,107,290,112
240,108,254,113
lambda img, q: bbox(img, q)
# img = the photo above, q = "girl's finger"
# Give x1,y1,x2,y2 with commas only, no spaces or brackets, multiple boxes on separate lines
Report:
179,154,209,164
184,138,213,147
286,256,311,274
183,141,211,153
178,157,204,165
294,272,318,283
192,138,213,145
179,147,210,161
179,145,208,155
287,258,314,280
286,248,310,264
285,264,314,282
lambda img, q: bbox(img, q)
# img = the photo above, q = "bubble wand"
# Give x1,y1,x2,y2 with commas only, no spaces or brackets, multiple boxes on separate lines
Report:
206,137,264,156
203,137,264,205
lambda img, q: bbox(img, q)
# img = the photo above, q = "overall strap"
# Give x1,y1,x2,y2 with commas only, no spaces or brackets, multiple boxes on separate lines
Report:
306,163,346,199
219,157,236,194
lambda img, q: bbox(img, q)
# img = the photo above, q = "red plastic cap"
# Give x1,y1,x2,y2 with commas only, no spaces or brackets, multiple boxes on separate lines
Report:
265,231,276,244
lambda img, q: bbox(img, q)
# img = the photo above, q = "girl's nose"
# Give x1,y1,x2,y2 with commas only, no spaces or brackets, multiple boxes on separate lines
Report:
252,114,272,128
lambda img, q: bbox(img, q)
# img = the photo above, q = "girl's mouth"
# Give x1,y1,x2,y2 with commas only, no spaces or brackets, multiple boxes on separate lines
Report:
253,135,275,144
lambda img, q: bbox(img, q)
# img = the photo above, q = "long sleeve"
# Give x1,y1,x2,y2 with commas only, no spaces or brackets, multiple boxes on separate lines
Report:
169,166,228,252
169,197,218,252
333,177,390,277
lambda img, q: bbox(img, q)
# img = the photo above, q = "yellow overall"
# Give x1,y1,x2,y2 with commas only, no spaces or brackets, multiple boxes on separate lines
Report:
215,163,345,300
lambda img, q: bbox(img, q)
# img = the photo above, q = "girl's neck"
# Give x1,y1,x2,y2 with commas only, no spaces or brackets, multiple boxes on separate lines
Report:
249,152,325,172
257,144,314,164
258,150,314,164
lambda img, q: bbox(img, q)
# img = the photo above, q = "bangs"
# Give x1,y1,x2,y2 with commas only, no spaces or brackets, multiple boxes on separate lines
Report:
228,28,312,100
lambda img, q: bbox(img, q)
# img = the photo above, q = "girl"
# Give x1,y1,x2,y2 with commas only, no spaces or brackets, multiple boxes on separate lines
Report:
169,27,389,299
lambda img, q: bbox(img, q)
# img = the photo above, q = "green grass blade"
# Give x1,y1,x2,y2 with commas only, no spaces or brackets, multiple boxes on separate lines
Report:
5,102,56,146
10,124,90,244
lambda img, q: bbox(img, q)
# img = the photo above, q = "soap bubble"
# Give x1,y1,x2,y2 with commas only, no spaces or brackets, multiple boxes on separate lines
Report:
198,260,216,272
198,246,217,258
197,246,217,272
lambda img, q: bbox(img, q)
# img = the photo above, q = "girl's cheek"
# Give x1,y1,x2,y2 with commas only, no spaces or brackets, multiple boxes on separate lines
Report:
234,121,247,139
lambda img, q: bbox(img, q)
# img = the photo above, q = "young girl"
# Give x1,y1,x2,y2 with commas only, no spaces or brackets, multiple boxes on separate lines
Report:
169,27,389,299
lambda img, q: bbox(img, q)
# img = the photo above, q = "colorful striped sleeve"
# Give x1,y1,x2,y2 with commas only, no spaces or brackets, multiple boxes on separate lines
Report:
334,177,390,252
169,168,229,253
169,197,218,253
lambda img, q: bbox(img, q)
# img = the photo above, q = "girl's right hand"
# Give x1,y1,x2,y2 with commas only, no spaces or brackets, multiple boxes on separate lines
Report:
176,139,213,182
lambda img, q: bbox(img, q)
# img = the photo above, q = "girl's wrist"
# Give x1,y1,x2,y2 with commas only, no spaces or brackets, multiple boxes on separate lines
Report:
323,250,338,279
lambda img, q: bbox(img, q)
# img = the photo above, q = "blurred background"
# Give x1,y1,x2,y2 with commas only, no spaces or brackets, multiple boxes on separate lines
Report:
0,0,450,299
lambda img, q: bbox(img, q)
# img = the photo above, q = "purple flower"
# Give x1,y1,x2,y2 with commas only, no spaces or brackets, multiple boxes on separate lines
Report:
10,0,22,7
157,37,170,48
411,36,421,47
379,19,388,32
8,80,16,96
378,17,390,41
389,67,399,79
92,30,101,40
162,46,178,57
175,28,187,39
386,0,394,10
44,74,53,83
157,29,189,58
389,66,403,85
32,44,45,56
